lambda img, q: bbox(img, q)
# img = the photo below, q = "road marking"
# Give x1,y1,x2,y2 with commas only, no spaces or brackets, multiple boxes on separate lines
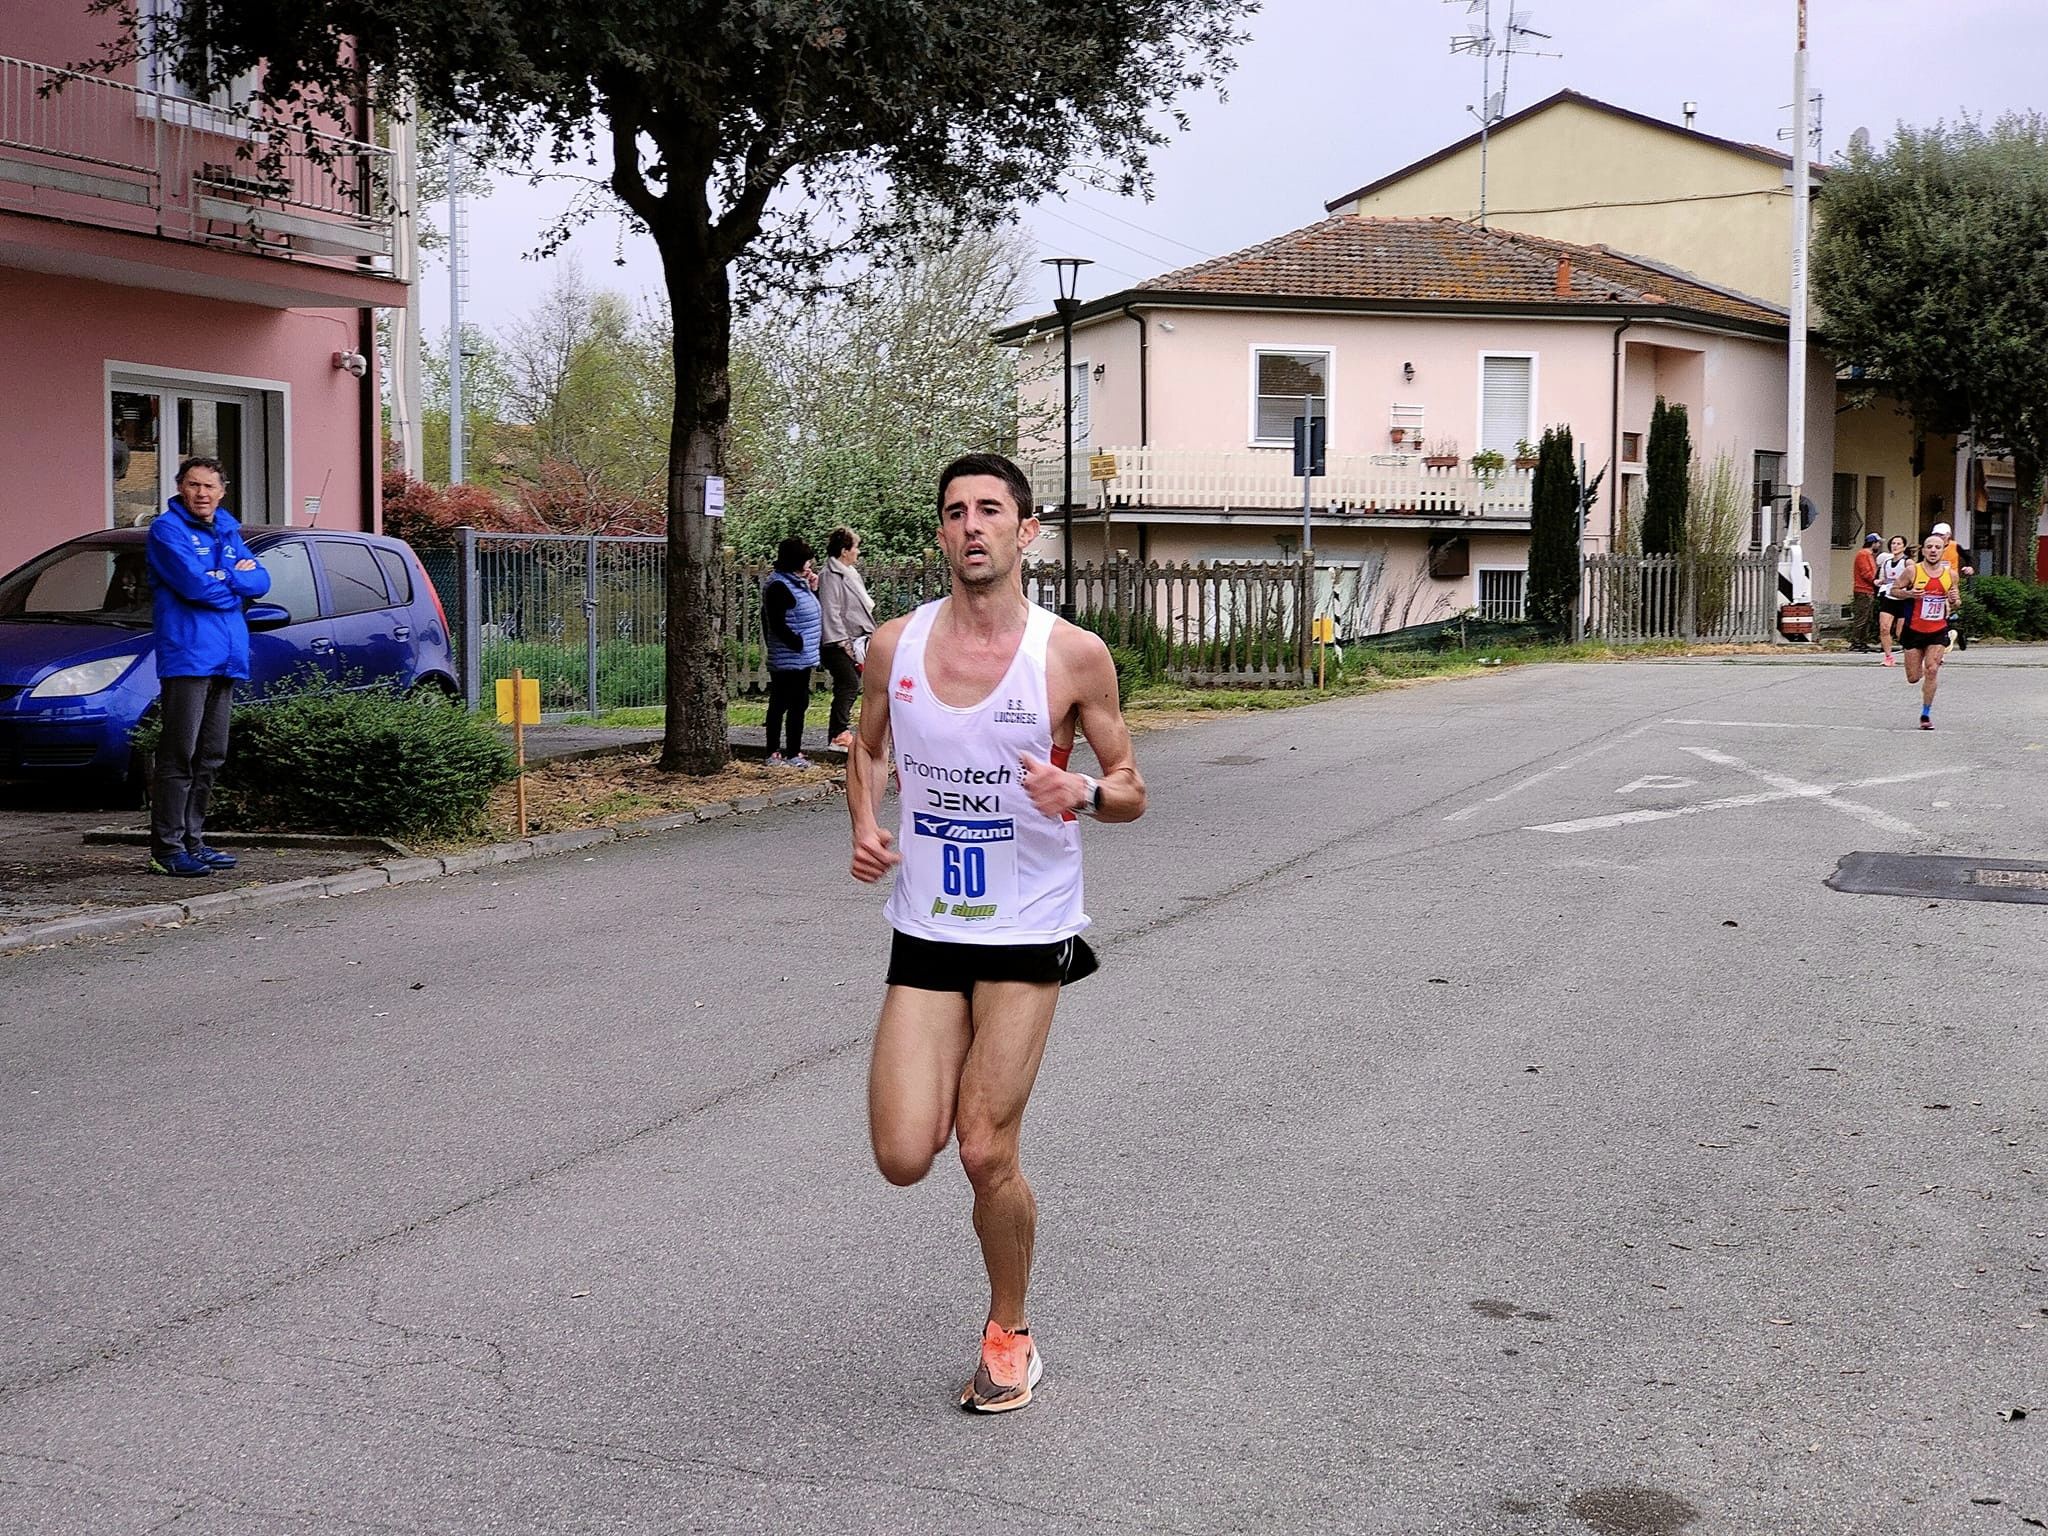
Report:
1662,717,1901,734
1617,775,1699,794
1445,722,1659,821
1529,759,1969,837
1680,748,1951,838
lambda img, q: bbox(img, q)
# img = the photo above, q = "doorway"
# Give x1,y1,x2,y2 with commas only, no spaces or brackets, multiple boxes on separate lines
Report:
109,372,280,528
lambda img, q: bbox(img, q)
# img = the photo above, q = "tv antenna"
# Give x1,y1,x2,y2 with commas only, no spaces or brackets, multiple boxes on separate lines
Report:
1447,1,1559,225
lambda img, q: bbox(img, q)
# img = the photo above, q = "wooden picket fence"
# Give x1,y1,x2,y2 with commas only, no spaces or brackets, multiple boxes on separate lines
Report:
723,554,1312,693
1582,548,1780,642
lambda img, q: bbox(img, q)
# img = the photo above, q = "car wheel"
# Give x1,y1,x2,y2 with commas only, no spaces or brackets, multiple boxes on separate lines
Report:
408,675,459,701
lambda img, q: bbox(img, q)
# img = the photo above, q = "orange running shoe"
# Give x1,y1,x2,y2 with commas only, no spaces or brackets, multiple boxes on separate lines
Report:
959,1320,1042,1414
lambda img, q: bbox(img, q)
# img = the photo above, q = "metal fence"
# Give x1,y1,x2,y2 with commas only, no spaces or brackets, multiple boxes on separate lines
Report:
435,532,1315,713
1582,548,1780,642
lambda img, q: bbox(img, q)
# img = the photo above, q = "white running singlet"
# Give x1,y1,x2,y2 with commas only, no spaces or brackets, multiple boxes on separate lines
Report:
883,599,1088,945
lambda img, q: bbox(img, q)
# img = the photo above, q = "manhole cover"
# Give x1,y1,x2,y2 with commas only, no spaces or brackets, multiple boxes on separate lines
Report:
1829,853,2048,905
1206,754,1266,766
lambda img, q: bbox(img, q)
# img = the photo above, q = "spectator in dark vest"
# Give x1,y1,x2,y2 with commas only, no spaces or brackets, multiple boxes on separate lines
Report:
144,456,270,877
761,536,821,766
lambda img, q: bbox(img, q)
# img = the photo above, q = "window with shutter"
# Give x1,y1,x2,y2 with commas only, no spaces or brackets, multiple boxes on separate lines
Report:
1479,355,1533,456
1252,349,1330,445
1068,362,1091,454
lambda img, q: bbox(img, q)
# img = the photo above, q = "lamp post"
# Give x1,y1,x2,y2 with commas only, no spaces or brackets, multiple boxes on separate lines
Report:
1043,256,1092,618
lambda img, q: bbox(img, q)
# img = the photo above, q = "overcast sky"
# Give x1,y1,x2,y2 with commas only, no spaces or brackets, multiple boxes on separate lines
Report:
418,0,2048,339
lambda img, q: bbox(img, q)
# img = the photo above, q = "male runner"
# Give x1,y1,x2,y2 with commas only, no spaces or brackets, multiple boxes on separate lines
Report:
847,451,1145,1414
1898,530,1956,729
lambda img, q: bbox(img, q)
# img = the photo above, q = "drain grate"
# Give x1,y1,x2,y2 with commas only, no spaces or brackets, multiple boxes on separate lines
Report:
1829,853,2048,905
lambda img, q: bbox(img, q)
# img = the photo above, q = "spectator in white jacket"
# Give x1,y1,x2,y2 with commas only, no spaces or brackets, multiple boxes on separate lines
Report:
819,526,877,748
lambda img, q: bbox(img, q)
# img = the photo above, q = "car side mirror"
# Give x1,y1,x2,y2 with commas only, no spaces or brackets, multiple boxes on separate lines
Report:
245,602,293,631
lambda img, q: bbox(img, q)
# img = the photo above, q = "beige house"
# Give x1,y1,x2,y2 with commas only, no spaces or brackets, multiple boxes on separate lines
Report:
1001,215,1828,634
1326,89,2022,585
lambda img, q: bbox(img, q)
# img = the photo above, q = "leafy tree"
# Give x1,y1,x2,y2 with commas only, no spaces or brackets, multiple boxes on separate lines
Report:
419,323,513,487
1641,397,1690,556
1526,426,1584,638
1814,114,2048,567
727,229,1047,564
91,0,1253,772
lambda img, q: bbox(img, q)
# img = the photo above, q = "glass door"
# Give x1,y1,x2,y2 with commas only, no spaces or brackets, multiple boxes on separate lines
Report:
108,379,271,527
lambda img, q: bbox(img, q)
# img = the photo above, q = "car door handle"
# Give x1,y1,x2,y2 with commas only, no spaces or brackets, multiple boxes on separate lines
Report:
310,637,335,653
392,625,411,640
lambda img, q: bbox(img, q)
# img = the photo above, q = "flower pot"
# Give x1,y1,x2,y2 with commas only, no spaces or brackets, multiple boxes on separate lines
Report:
1513,456,1540,470
1423,456,1458,469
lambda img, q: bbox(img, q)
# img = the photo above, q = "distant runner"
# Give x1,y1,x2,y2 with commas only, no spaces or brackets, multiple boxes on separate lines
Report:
1899,530,1957,729
847,451,1146,1414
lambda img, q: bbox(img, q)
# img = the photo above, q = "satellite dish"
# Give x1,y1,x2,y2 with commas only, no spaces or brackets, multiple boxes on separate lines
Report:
1849,126,1872,155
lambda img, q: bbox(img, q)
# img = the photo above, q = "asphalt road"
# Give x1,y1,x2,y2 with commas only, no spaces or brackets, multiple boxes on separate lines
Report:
2,650,2044,1535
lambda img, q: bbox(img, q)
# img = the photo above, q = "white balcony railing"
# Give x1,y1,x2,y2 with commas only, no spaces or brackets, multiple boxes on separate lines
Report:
0,54,393,269
1025,446,1536,520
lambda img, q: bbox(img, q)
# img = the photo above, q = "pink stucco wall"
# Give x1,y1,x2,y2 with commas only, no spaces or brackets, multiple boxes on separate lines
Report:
0,267,371,572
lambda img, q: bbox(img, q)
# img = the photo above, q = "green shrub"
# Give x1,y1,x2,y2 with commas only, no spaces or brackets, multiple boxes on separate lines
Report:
134,682,516,839
2025,584,2048,641
1967,575,2030,639
1103,644,1142,703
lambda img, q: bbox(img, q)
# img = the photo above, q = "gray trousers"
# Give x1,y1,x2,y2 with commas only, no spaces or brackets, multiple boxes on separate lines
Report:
151,675,234,858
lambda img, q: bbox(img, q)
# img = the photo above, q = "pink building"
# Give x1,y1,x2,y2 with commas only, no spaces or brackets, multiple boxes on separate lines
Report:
0,5,406,575
1003,216,1829,631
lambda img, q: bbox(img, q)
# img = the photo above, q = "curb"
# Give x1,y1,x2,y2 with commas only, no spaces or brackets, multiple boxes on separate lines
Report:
1,779,843,955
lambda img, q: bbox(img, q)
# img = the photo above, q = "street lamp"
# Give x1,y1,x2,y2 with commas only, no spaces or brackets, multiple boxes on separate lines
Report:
1043,255,1092,618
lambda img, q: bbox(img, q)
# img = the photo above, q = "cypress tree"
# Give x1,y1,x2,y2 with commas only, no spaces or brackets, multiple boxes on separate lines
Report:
1526,425,1581,639
1642,397,1691,555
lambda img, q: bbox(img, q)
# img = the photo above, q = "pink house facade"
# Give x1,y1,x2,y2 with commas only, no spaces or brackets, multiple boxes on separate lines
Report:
0,5,406,575
1003,217,1830,632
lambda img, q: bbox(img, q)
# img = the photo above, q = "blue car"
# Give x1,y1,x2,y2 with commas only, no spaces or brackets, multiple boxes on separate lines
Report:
0,526,457,792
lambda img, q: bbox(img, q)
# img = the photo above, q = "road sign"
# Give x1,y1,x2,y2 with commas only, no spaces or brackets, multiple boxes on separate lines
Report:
1089,452,1119,482
495,675,541,725
1292,416,1326,478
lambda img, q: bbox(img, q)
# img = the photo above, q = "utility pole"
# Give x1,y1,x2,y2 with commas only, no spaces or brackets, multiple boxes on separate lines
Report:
1784,0,1810,557
446,127,467,486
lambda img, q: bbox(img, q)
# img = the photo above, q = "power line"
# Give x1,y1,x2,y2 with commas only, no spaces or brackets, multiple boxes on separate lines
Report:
1062,196,1217,261
1033,205,1187,275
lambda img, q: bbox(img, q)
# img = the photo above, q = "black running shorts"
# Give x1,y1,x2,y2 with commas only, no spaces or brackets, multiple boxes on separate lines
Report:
1900,626,1946,652
886,931,1100,995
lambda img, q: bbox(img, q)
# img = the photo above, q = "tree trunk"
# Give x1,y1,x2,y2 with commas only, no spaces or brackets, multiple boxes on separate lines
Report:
657,245,734,774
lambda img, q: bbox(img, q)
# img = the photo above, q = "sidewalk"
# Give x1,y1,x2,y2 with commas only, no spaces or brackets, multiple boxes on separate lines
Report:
0,727,845,950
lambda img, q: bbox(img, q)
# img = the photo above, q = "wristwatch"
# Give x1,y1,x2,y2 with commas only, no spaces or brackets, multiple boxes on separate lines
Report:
1074,773,1102,817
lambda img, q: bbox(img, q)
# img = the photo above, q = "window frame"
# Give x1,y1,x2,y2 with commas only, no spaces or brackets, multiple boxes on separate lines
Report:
105,361,290,532
315,538,396,618
1830,472,1860,550
1474,565,1529,621
134,0,261,134
1248,344,1335,450
1475,351,1539,458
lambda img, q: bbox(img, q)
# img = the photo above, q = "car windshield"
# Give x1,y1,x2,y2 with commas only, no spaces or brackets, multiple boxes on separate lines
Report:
0,544,153,626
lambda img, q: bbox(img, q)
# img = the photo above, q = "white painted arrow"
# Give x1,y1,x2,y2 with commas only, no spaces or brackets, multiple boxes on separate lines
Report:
1616,775,1699,794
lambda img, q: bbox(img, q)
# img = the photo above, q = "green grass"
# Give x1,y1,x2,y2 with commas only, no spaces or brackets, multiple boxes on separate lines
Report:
558,701,767,729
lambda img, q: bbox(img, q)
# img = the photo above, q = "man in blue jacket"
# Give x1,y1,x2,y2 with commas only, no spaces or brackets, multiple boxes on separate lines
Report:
144,456,270,877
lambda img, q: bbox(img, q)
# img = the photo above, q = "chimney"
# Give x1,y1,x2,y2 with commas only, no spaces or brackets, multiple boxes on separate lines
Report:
1555,256,1573,296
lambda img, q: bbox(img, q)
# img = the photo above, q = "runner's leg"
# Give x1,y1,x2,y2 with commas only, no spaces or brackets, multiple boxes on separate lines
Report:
956,979,1060,1331
1921,643,1944,711
868,984,972,1186
1903,647,1924,685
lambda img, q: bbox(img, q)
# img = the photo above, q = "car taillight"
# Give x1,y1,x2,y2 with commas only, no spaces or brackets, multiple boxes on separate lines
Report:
417,555,450,634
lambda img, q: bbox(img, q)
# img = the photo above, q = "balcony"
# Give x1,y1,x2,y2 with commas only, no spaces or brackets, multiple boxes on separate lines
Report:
1024,446,1536,526
0,54,393,276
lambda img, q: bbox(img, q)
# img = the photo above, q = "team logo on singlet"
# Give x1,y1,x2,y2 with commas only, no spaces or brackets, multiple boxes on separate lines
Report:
991,695,1038,725
895,675,916,702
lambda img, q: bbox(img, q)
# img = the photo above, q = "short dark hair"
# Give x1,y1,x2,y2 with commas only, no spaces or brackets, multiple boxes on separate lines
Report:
773,536,814,574
826,526,858,558
936,452,1034,525
175,455,226,486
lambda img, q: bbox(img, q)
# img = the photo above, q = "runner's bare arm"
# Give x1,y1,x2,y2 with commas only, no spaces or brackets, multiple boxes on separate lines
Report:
1020,625,1145,824
848,617,905,882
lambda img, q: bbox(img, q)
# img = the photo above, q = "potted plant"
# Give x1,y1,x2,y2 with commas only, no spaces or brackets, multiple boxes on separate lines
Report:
1470,447,1507,485
1514,438,1540,470
1389,426,1409,446
1423,437,1460,469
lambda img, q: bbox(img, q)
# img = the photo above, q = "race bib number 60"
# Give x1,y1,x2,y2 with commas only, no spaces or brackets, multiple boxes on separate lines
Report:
911,813,1017,923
